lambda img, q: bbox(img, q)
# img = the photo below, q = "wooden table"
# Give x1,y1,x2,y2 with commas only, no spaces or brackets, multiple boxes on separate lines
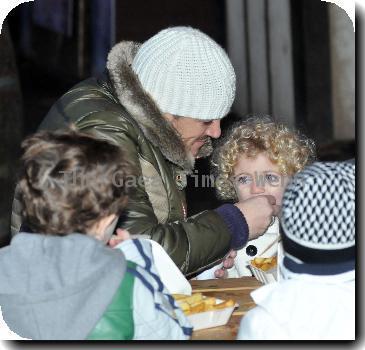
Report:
190,277,263,340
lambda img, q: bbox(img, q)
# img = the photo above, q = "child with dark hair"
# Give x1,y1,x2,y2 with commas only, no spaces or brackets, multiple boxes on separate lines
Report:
0,130,191,340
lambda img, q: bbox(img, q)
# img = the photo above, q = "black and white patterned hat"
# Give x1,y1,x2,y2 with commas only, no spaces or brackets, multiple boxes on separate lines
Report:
281,161,355,266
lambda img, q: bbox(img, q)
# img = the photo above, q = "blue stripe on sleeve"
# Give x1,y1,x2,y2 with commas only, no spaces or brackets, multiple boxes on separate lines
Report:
133,239,152,270
155,304,193,336
127,265,193,336
132,240,165,292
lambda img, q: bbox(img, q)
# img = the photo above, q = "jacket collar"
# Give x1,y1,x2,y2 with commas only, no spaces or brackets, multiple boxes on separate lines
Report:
106,41,213,172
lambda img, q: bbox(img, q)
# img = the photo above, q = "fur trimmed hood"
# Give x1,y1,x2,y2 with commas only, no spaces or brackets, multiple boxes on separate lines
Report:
106,41,213,172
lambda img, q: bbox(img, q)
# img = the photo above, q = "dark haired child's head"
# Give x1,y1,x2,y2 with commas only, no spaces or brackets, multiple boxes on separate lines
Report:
19,130,132,242
281,161,355,273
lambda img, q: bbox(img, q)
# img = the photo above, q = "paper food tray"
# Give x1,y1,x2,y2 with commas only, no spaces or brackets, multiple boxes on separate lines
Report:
249,264,277,284
187,298,238,331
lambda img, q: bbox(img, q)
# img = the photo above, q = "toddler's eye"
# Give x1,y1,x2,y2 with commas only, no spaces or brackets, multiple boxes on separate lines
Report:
237,175,252,185
265,173,280,184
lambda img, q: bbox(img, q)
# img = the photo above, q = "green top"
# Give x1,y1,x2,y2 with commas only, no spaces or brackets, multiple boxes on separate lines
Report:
87,261,136,340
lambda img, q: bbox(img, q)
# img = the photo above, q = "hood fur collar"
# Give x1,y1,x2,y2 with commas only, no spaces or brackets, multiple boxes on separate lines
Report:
106,41,213,172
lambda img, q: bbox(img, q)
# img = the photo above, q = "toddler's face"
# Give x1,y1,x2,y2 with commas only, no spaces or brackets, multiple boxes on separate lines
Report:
232,153,289,205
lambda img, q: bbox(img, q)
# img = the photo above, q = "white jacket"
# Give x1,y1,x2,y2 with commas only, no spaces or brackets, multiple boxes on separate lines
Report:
237,265,355,340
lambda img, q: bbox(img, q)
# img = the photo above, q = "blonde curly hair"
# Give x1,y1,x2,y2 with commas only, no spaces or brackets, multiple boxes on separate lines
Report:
213,116,316,200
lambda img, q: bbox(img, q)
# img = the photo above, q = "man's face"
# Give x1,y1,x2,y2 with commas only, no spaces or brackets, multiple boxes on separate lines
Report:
165,114,221,157
232,153,289,204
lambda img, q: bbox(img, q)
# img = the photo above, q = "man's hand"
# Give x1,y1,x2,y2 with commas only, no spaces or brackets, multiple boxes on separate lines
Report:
214,250,237,278
235,195,280,241
108,228,131,248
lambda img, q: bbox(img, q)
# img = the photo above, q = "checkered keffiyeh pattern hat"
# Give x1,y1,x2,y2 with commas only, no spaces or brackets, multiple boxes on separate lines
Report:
281,161,355,264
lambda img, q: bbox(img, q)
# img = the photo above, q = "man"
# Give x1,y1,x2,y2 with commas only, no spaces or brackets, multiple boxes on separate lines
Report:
11,27,279,277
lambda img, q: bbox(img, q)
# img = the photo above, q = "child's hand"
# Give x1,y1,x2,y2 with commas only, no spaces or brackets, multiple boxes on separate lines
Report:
108,228,131,248
214,250,237,278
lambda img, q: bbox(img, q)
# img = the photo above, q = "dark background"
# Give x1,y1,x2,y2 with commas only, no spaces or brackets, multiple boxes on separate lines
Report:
0,0,355,247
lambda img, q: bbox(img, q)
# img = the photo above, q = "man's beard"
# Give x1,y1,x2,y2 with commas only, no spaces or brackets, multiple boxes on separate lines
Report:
195,137,213,159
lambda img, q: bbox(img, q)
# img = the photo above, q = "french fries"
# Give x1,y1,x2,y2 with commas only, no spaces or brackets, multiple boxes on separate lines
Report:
172,294,192,301
250,256,277,271
172,293,235,315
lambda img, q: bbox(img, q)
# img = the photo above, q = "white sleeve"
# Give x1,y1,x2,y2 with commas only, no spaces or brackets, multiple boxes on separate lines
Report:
237,307,289,340
116,239,192,340
131,273,191,340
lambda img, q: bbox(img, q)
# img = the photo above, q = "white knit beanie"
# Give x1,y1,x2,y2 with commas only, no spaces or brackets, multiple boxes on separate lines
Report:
132,26,236,120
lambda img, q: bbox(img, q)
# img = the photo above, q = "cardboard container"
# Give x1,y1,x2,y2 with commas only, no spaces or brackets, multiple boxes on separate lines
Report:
187,298,238,331
249,263,277,284
249,242,284,284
